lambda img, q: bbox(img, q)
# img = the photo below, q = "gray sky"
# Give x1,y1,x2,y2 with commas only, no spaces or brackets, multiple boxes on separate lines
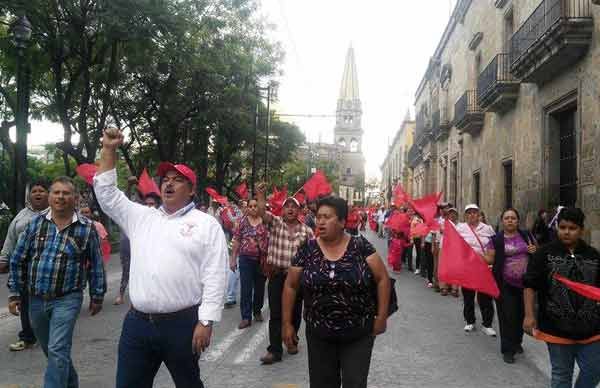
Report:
24,0,456,180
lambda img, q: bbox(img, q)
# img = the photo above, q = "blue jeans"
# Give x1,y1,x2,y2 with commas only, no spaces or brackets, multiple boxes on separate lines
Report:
18,291,37,344
29,292,83,388
116,308,203,388
547,341,600,388
239,255,266,321
226,264,239,303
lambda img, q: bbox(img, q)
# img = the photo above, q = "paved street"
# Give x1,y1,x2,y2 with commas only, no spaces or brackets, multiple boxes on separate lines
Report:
0,230,551,388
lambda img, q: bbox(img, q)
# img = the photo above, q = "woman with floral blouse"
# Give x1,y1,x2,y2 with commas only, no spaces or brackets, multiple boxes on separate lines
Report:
282,196,391,388
230,199,269,329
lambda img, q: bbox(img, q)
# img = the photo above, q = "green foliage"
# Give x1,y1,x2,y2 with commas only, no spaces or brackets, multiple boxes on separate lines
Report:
1,0,299,202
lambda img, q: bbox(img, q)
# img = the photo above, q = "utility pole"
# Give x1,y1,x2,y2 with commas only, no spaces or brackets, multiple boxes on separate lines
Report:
264,84,271,181
251,89,259,196
12,15,32,212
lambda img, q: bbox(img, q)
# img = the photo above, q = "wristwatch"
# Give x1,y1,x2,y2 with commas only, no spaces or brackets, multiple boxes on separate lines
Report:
199,320,213,327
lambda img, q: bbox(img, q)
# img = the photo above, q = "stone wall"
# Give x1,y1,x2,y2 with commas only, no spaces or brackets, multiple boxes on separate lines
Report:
411,0,600,242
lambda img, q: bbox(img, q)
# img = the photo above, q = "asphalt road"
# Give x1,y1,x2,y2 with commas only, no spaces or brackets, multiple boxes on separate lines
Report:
0,230,551,388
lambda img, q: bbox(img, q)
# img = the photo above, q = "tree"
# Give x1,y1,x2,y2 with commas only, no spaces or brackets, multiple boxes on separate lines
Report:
1,0,302,206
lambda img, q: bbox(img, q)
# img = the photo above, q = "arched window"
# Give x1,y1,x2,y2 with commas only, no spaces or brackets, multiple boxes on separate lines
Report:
350,138,359,152
338,138,346,148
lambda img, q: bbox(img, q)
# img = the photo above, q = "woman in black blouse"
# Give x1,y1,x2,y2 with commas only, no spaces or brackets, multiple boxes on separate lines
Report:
282,196,391,388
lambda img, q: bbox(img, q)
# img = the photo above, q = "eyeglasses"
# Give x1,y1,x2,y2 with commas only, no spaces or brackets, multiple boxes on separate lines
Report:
329,262,336,280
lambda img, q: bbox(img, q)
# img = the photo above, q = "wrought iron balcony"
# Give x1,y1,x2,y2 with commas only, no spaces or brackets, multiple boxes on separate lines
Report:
454,90,484,134
407,144,422,169
510,0,593,84
477,53,520,113
415,112,430,147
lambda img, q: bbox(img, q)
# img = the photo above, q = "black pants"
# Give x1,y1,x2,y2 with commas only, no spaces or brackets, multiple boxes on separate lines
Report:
414,238,423,271
402,244,413,271
267,271,302,356
306,331,375,388
116,307,203,388
423,242,434,283
495,283,524,355
462,288,494,327
18,291,36,344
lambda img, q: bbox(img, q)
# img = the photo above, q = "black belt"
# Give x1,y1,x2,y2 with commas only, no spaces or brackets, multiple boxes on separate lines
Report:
130,305,199,321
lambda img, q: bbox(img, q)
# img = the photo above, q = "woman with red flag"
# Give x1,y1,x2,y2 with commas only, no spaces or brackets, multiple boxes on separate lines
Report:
455,204,497,337
523,207,600,387
484,208,537,364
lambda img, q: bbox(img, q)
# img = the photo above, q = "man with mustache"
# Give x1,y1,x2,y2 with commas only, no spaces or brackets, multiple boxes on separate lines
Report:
93,127,227,388
256,182,314,365
8,176,106,387
1,180,50,352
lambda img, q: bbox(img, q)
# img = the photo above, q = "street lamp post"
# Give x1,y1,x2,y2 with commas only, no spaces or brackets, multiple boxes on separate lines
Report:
12,15,32,211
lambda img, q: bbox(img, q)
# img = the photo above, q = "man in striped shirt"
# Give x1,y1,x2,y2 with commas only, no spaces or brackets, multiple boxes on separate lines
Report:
7,176,106,388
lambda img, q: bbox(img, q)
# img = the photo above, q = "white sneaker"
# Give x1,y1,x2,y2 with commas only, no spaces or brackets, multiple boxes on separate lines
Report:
414,269,420,275
464,324,475,332
482,327,497,337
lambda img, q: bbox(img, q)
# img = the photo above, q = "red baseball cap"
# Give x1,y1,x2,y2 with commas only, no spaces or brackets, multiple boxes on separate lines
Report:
157,162,197,188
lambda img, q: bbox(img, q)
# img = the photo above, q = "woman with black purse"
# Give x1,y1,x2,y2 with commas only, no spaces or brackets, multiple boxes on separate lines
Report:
484,208,537,364
282,196,392,388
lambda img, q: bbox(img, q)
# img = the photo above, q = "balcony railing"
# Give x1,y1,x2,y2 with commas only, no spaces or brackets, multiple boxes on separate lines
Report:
510,0,593,83
454,90,484,134
477,53,520,112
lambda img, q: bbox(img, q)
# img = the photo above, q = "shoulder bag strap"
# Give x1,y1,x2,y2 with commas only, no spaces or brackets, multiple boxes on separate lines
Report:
468,224,486,253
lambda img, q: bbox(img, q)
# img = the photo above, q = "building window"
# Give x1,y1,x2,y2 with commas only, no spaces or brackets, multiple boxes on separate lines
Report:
442,165,448,200
346,167,352,175
558,109,577,206
473,171,481,206
350,139,359,152
451,159,458,206
503,8,514,52
338,138,346,148
504,161,513,209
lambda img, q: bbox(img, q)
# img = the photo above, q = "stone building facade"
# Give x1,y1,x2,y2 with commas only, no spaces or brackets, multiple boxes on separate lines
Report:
408,0,600,243
380,111,415,203
335,46,366,205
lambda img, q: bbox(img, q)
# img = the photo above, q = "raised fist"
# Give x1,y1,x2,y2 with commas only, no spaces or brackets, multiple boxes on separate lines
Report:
256,182,267,195
101,127,124,150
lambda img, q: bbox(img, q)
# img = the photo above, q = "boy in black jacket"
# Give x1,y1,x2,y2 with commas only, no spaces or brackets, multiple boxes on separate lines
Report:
523,207,600,388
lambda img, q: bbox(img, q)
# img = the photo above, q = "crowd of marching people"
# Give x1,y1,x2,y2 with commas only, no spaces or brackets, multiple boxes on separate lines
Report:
372,186,600,387
0,127,599,388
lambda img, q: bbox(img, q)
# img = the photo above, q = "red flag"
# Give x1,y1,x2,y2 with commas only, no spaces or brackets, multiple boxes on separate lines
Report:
302,170,332,201
410,192,442,230
76,164,97,185
393,184,411,205
553,273,600,302
385,212,410,233
235,182,249,200
294,191,306,205
438,220,499,298
410,222,430,238
269,186,288,216
205,187,229,206
137,168,160,197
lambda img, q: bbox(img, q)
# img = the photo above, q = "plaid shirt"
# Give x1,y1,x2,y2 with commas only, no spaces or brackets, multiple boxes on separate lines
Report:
266,214,314,269
8,210,106,303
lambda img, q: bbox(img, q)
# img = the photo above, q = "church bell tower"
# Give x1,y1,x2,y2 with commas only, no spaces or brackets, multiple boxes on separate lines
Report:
334,46,365,204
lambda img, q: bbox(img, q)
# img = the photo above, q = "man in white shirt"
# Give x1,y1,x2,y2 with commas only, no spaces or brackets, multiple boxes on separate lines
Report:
455,204,496,337
94,128,227,388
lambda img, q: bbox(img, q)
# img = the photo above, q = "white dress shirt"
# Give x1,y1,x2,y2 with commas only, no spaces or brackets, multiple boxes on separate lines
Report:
93,169,228,321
